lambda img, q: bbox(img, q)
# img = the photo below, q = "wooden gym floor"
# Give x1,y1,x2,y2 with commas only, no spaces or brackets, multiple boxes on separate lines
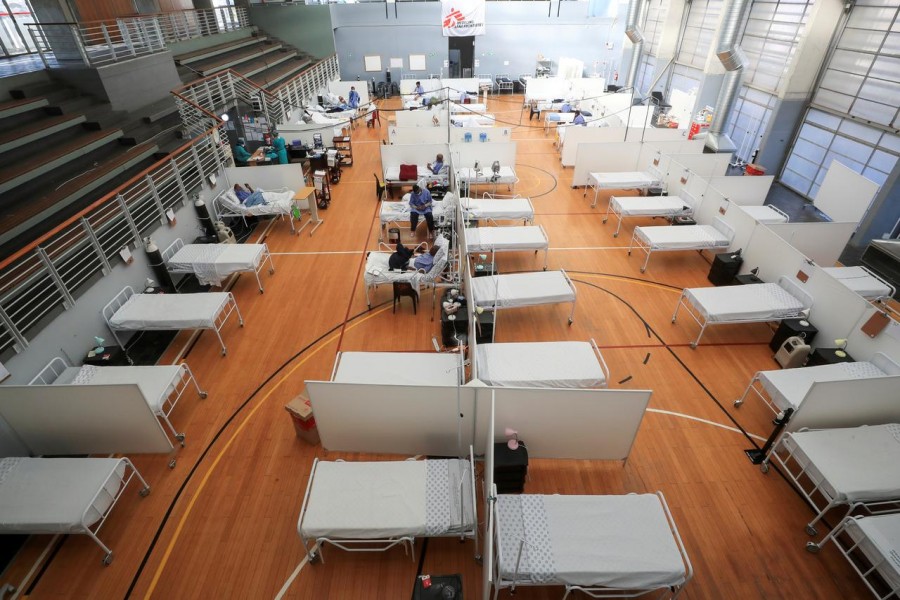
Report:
1,93,874,599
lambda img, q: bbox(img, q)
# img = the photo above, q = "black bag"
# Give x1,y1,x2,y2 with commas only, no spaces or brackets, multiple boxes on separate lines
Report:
388,244,413,271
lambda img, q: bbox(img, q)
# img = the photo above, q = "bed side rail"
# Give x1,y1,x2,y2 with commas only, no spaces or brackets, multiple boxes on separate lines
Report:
769,204,790,222
861,265,896,300
30,357,70,385
81,457,150,564
161,238,185,264
298,457,321,560
589,338,610,388
656,491,694,589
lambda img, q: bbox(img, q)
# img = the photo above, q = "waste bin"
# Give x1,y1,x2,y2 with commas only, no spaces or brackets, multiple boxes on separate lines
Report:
745,163,766,176
285,390,319,445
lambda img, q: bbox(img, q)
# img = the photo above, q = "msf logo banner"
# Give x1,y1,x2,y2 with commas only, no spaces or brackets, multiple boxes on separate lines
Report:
441,0,486,36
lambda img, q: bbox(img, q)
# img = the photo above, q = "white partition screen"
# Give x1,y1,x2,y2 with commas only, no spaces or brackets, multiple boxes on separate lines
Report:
452,142,517,169
389,126,448,145
766,222,857,267
814,160,880,224
0,384,173,455
571,141,642,187
706,175,773,204
789,377,900,433
395,109,449,128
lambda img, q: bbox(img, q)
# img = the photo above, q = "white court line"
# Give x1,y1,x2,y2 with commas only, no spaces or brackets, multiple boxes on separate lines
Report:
271,251,363,256
274,555,310,600
548,246,632,251
647,408,766,442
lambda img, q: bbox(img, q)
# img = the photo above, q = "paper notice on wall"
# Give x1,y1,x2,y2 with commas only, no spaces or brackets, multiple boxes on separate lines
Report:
442,0,485,37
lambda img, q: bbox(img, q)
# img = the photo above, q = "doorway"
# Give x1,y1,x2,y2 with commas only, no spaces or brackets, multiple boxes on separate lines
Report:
448,36,473,78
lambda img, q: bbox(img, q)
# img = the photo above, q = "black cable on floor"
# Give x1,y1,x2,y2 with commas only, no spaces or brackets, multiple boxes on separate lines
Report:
411,538,430,600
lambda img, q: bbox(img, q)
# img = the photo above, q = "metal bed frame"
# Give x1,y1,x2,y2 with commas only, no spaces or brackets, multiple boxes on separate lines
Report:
298,446,478,563
743,203,790,223
464,224,550,271
544,111,575,134
461,194,534,226
214,188,297,234
102,286,244,356
490,490,693,599
473,268,577,325
477,73,494,94
628,220,735,273
495,73,514,94
586,165,664,208
603,193,696,238
162,238,275,294
827,264,896,301
671,278,813,348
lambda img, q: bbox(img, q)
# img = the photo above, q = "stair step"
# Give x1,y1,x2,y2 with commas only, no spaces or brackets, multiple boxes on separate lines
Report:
80,105,128,130
0,128,124,194
0,114,87,155
251,58,313,89
235,50,297,79
193,43,283,76
142,98,178,123
44,96,96,116
121,117,181,146
174,35,267,65
0,97,49,120
8,82,65,100
0,142,159,246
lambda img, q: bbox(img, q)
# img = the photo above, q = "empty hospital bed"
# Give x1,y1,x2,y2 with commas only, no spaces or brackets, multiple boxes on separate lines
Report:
492,491,692,599
215,187,297,233
823,266,895,300
331,351,463,386
162,238,275,293
0,457,150,565
464,225,549,270
741,204,790,224
461,196,535,225
364,234,455,308
629,217,735,272
672,276,813,348
733,352,900,418
471,270,577,324
457,166,518,195
586,167,663,208
604,194,697,238
476,339,609,388
103,286,244,356
764,424,900,541
297,448,477,562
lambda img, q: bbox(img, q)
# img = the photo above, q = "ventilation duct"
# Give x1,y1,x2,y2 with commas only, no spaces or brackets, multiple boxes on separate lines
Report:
703,0,752,154
623,0,645,92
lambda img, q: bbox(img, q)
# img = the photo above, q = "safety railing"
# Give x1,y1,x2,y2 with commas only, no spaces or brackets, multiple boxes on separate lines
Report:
26,18,166,68
0,124,231,358
143,7,250,44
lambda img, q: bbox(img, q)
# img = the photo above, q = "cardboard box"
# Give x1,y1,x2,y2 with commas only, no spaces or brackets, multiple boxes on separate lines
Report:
285,390,320,445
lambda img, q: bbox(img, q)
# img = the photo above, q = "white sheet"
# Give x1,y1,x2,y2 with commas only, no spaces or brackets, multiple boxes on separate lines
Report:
333,352,461,386
684,283,807,322
457,167,517,185
364,235,450,292
590,171,659,190
384,165,448,186
108,293,230,330
465,226,548,252
0,458,125,532
635,225,730,250
471,271,574,308
168,244,265,286
449,102,487,113
782,424,900,503
477,342,605,388
54,365,183,412
218,189,294,217
379,197,454,224
741,205,788,223
461,198,534,222
846,515,900,588
611,196,691,217
759,361,891,412
823,266,893,299
496,494,687,588
451,114,496,127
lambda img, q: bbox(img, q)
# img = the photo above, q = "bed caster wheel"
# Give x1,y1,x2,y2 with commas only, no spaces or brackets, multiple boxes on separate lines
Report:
176,434,185,446
568,318,574,325
733,399,743,407
759,462,769,474
308,552,319,564
168,459,177,469
259,289,264,294
221,350,227,357
613,233,619,238
475,555,483,565
690,342,697,349
640,268,646,273
671,318,676,323
805,542,820,554
139,486,151,497
200,391,208,399
102,552,113,566
602,218,608,224
269,268,275,275
805,525,818,537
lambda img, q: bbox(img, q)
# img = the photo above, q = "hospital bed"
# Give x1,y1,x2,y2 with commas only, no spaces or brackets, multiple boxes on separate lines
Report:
733,352,900,419
364,234,456,308
215,187,297,233
307,111,349,136
457,167,518,195
823,266,896,300
379,193,457,240
383,165,449,198
464,225,549,270
476,339,609,388
671,276,813,348
808,513,900,597
162,238,275,293
495,74,514,94
586,167,664,208
741,204,790,224
544,111,575,133
477,74,494,94
451,113,496,128
764,424,900,540
628,217,735,272
30,356,207,452
103,286,244,356
449,102,488,114
330,351,463,386
297,447,477,562
0,456,150,565
470,269,577,324
604,194,697,238
461,196,535,225
492,491,692,599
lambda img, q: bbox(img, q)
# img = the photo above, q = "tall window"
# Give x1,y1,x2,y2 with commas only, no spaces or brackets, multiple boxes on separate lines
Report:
676,0,724,69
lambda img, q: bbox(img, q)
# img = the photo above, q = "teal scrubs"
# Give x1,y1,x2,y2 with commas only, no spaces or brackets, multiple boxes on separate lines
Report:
233,144,251,165
273,136,289,165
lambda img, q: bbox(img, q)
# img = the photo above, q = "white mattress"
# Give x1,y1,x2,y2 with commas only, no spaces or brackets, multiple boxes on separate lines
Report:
741,205,788,223
496,494,686,588
846,515,900,588
384,165,447,185
0,458,125,533
477,342,605,388
449,102,487,113
546,113,576,124
461,198,533,222
457,167,517,184
218,189,293,217
380,199,454,224
471,271,574,308
299,459,473,539
635,225,730,250
611,196,690,217
684,283,806,322
590,171,659,189
451,114,496,127
759,361,889,412
823,266,893,299
108,293,230,330
333,352,461,386
55,365,183,412
782,424,900,503
465,226,548,252
168,244,264,275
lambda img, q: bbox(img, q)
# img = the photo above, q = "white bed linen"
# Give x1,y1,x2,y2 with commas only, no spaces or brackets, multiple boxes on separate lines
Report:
108,293,230,330
465,226,548,252
635,225,730,249
782,424,900,503
611,196,691,216
496,494,686,588
333,352,461,386
471,271,574,308
759,361,891,412
823,266,893,299
54,365,183,412
477,342,605,388
451,114,496,127
846,515,900,587
457,167,517,185
218,189,293,217
449,102,487,113
741,205,788,224
590,171,659,189
684,283,806,322
384,165,448,186
461,198,533,222
0,458,124,532
168,244,265,286
380,198,454,224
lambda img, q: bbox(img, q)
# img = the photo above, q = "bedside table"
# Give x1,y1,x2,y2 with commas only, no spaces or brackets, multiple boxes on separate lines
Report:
413,574,462,600
494,442,528,494
770,319,818,352
733,273,763,285
84,345,131,366
807,347,855,367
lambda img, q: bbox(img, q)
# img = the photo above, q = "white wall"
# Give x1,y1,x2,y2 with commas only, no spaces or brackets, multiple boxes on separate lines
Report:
814,160,881,224
766,222,858,267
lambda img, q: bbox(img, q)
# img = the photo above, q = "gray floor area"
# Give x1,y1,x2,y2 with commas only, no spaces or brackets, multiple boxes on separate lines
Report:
0,53,56,77
724,164,831,223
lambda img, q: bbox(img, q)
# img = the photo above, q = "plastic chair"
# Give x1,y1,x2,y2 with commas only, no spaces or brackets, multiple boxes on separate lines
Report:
374,173,385,201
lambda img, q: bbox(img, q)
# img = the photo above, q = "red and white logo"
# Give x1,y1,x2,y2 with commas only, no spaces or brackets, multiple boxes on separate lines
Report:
443,8,464,28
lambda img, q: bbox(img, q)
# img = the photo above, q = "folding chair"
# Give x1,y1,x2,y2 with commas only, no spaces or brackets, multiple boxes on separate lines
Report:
374,173,386,201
